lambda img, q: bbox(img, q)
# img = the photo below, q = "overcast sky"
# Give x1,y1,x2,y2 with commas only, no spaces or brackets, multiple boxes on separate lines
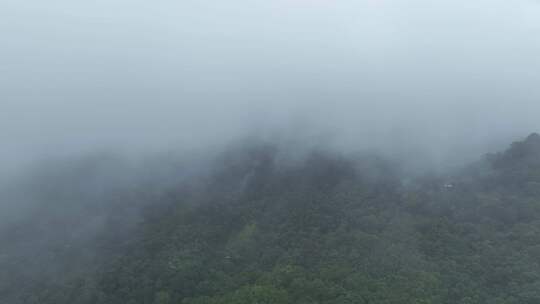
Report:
2,0,540,173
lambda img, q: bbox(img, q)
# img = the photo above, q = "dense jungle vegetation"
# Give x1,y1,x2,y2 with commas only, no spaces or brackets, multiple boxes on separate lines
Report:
3,134,540,303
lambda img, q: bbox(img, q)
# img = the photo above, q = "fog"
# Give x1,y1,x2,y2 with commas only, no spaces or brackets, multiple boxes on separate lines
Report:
3,2,540,302
2,0,540,174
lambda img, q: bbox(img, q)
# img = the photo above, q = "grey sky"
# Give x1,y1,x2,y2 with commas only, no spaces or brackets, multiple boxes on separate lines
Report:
2,0,540,173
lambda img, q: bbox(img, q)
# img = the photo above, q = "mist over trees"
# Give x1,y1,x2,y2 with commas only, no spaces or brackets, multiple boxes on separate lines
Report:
2,134,540,303
2,1,540,303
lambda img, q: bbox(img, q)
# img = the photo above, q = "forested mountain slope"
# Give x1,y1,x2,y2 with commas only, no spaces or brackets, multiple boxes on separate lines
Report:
3,134,540,304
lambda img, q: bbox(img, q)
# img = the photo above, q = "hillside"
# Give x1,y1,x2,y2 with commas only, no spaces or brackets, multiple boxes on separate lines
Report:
3,134,540,303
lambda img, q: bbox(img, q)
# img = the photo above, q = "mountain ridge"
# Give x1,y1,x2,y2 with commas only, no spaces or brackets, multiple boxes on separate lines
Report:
2,134,540,304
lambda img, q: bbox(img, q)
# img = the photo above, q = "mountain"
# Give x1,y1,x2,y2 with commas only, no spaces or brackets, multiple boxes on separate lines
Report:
3,134,540,304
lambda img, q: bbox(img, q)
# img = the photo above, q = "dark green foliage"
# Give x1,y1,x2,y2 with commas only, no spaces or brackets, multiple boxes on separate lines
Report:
4,135,540,303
